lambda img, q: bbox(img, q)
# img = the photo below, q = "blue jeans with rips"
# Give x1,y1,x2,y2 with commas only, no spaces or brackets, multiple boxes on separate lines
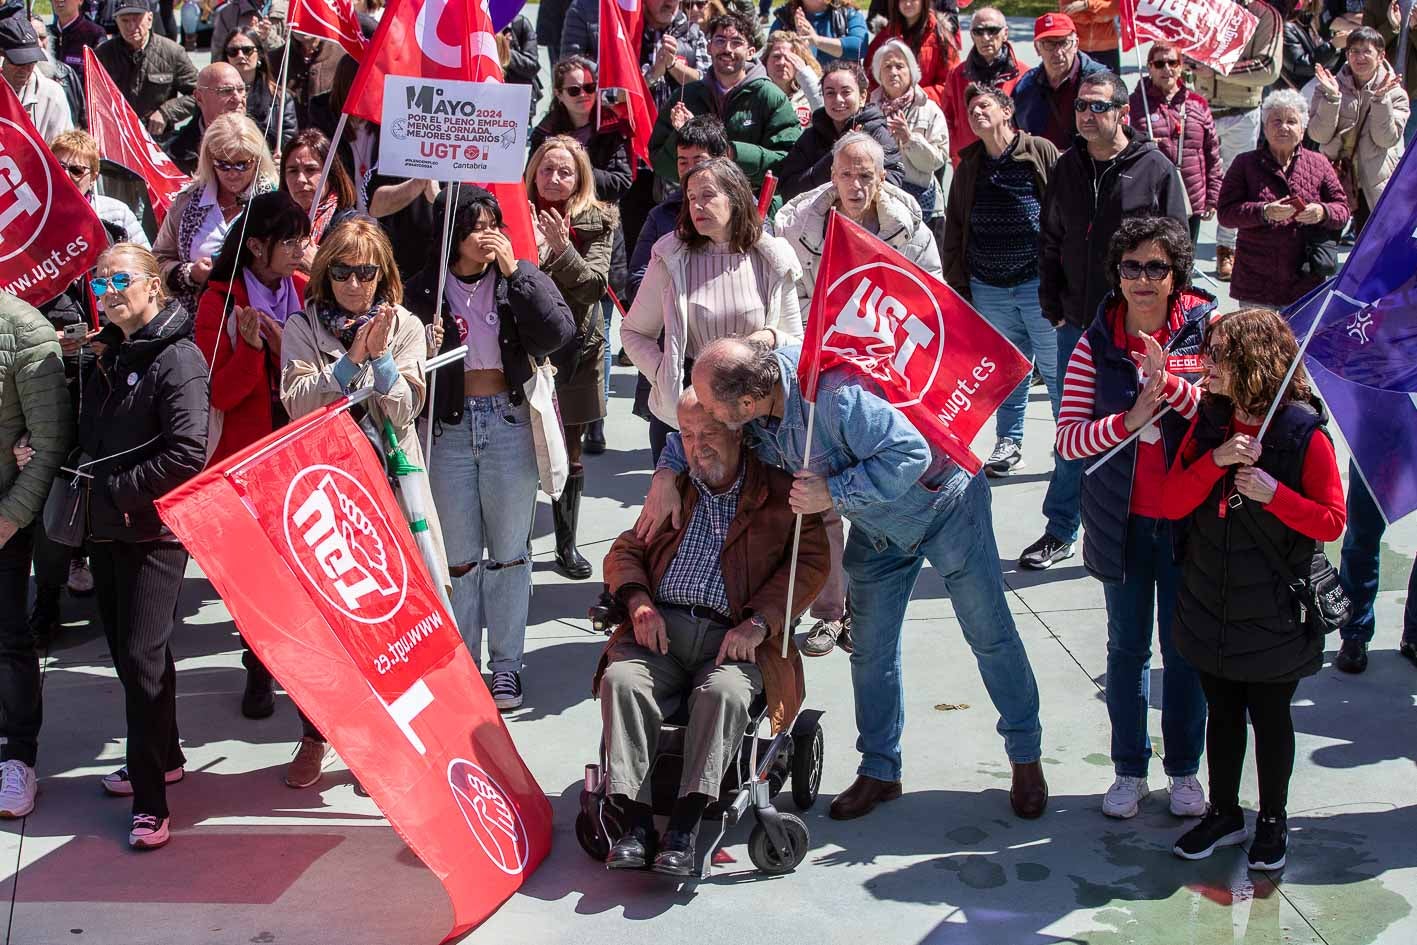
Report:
1043,322,1085,543
1339,461,1417,645
970,276,1061,444
1103,517,1205,778
429,393,538,673
843,471,1043,780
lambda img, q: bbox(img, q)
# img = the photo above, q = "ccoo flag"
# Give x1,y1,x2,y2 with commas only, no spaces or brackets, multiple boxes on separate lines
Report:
798,211,1031,474
1285,144,1417,524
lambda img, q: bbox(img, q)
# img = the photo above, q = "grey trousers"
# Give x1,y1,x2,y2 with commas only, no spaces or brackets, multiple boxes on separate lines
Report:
600,607,763,803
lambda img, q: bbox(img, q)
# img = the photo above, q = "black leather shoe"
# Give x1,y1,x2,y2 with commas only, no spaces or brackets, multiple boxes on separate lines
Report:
1334,639,1369,674
606,825,654,870
651,830,696,876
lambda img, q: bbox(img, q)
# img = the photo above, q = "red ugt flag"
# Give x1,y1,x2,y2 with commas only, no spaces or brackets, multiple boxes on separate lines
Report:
289,0,370,60
799,212,1031,475
83,46,190,223
598,0,657,166
343,0,536,258
0,82,107,306
156,402,551,941
1119,0,1258,75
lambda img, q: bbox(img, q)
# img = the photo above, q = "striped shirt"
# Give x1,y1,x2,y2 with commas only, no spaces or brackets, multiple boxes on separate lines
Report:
684,244,768,358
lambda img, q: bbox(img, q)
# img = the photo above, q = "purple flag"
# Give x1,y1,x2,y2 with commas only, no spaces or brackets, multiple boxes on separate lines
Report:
489,0,526,30
1286,144,1417,524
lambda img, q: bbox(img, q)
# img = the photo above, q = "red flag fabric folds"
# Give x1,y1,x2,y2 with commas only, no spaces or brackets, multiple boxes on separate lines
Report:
798,211,1031,475
0,82,107,306
288,0,370,60
82,46,190,224
597,0,656,166
1119,0,1258,74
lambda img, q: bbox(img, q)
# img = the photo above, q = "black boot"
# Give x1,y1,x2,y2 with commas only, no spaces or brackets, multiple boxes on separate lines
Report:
583,419,606,455
553,466,593,579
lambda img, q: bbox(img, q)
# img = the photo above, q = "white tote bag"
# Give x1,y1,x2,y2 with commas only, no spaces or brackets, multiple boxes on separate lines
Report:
524,356,569,499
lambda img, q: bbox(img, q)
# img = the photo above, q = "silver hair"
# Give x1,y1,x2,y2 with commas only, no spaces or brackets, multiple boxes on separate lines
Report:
1261,88,1310,129
832,131,885,173
970,6,1006,26
869,38,921,88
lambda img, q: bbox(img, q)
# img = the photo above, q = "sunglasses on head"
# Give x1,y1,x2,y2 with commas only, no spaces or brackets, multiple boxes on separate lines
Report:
970,25,1004,36
1074,99,1120,114
330,263,379,283
559,82,596,97
213,158,253,173
1118,259,1172,281
226,44,258,55
90,272,144,296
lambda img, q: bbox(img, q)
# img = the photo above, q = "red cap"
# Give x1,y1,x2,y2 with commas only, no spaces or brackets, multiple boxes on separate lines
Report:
1033,13,1076,41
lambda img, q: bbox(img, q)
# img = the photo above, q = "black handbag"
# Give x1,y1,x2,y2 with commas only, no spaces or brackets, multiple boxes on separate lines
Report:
1235,499,1353,634
42,449,93,548
1299,226,1340,279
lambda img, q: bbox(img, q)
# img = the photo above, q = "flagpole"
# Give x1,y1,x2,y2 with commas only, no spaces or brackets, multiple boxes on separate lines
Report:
310,112,348,221
424,180,459,463
1399,0,1414,78
1123,0,1154,139
781,400,818,661
269,40,294,160
1084,405,1175,475
1257,286,1334,439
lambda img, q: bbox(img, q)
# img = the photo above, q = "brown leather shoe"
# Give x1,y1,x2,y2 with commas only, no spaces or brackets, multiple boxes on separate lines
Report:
1010,761,1048,819
1215,246,1234,282
829,775,903,820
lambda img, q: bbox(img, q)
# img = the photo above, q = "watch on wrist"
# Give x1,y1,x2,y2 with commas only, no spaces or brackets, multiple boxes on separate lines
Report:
748,614,770,635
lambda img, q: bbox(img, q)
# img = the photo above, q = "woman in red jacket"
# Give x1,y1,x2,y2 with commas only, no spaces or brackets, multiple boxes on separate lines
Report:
194,191,310,720
864,0,960,107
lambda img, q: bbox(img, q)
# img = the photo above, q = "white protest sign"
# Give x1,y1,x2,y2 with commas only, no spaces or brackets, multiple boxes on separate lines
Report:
379,76,531,182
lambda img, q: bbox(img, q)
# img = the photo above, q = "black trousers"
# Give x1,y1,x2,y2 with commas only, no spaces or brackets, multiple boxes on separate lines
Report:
91,540,189,819
1198,671,1300,818
0,526,39,767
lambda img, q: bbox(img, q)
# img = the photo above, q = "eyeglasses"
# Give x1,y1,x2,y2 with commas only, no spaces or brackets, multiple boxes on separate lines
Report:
1074,99,1120,114
710,36,748,50
1118,259,1173,282
559,82,596,97
685,0,708,7
201,84,247,97
278,236,312,251
970,25,1004,36
58,161,91,179
226,45,258,56
1037,36,1074,52
329,263,380,283
1149,57,1180,68
90,272,145,296
213,158,253,173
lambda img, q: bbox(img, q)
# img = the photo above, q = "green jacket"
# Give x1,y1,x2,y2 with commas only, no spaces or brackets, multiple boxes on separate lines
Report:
649,65,802,188
0,293,73,529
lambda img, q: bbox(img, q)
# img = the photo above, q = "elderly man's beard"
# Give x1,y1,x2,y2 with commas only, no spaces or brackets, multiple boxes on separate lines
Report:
689,452,730,484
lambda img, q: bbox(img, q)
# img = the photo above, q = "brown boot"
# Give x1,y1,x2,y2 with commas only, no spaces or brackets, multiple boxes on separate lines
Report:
828,775,903,820
1215,246,1234,281
1010,761,1049,819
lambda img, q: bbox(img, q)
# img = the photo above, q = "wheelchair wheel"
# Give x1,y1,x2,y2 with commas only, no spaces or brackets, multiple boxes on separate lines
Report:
790,716,824,811
748,813,809,875
575,810,611,862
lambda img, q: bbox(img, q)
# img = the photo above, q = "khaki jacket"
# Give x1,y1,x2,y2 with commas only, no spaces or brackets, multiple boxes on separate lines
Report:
1308,60,1412,207
1186,0,1283,114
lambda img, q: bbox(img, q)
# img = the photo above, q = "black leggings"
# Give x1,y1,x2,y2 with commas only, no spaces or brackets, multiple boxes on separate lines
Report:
1198,672,1299,818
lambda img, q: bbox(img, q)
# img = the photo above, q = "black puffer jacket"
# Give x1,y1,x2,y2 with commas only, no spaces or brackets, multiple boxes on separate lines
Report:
79,301,209,543
1172,397,1330,683
775,105,907,201
404,261,576,425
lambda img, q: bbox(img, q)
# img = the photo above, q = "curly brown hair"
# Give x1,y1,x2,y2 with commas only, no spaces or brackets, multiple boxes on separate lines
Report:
1203,308,1313,417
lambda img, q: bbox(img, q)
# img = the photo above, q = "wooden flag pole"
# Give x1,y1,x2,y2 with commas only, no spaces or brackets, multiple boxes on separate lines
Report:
780,400,818,660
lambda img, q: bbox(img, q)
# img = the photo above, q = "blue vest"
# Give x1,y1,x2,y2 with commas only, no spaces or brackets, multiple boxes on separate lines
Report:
1078,291,1217,584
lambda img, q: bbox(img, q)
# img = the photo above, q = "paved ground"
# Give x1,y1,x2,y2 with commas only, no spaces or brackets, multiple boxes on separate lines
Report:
10,13,1415,945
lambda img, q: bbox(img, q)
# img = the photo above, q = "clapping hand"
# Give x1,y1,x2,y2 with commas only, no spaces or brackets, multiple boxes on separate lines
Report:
1314,63,1341,98
235,305,263,349
1122,333,1169,433
794,6,815,40
537,207,571,256
886,111,911,143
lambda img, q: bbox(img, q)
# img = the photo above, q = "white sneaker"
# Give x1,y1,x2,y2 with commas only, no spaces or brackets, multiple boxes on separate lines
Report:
1168,774,1207,817
128,814,170,849
67,559,94,595
101,765,185,797
1102,775,1149,819
0,760,37,818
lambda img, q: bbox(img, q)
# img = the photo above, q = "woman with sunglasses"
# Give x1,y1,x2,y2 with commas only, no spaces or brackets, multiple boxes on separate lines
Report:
1161,308,1344,872
279,129,357,266
525,135,614,580
1129,41,1222,247
528,56,634,204
862,0,959,105
278,216,448,788
48,130,149,249
222,26,297,158
1053,216,1216,824
153,113,278,320
81,243,210,850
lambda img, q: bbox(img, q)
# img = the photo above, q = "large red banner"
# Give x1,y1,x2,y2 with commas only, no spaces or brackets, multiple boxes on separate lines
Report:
289,0,370,60
799,212,1031,475
156,403,551,941
83,46,190,223
0,82,107,306
598,0,656,166
1120,0,1258,75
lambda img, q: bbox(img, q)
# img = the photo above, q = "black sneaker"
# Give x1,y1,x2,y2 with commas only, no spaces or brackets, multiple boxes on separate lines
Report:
984,438,1024,478
491,671,523,711
1018,533,1075,571
1173,806,1248,860
1400,638,1417,669
1334,639,1369,674
1248,813,1287,871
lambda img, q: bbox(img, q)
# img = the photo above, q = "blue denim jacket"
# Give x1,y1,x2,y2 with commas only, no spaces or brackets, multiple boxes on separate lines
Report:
660,346,972,552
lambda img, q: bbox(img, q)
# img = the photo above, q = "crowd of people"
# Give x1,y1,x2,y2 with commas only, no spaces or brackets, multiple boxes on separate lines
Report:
0,0,1413,887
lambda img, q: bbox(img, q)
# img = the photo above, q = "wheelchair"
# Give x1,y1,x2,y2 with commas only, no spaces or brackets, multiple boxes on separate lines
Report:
579,592,826,878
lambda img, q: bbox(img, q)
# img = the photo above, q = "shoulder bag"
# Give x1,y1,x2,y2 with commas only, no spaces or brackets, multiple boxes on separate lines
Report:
524,355,569,499
1235,500,1353,634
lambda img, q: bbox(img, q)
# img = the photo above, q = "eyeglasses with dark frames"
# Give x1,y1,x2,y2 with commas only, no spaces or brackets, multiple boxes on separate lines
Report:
1118,259,1173,282
213,158,254,173
558,82,596,97
1073,99,1121,114
329,263,380,283
970,25,1004,36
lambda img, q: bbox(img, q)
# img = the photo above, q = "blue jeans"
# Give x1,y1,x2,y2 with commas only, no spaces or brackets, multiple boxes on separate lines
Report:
1043,322,1085,543
843,472,1043,779
1102,517,1205,778
429,393,538,673
1339,461,1417,645
601,298,614,399
970,277,1060,443
179,0,198,37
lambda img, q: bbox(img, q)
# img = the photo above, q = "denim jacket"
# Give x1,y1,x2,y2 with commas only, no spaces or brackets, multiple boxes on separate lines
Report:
660,346,971,552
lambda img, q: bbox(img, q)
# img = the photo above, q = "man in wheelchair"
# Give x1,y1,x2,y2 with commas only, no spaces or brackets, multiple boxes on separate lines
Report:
592,389,829,876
